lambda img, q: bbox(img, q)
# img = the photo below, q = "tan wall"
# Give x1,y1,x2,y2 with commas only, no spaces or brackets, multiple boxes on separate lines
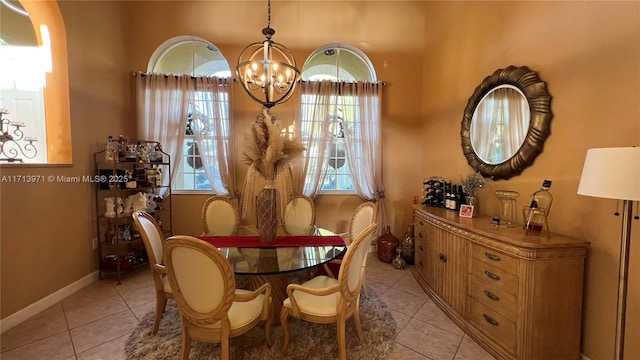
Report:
420,2,640,359
0,1,135,318
1,2,638,359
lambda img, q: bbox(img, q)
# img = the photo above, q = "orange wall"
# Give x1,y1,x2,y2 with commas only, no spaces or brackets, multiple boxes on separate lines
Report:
420,2,640,359
1,2,638,359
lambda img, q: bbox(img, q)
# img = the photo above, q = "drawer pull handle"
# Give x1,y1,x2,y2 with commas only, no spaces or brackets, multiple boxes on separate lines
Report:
483,290,500,301
484,270,500,280
418,232,423,238
439,253,447,262
483,314,499,326
418,260,424,268
419,220,424,225
419,244,424,251
485,252,501,261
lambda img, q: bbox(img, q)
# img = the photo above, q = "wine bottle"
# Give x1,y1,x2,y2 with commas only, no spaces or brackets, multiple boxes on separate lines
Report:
452,185,460,211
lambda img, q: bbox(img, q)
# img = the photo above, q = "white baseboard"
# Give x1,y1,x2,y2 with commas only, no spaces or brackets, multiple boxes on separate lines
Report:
0,270,99,333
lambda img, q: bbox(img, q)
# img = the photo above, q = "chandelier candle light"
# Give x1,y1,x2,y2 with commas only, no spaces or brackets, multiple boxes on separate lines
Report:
236,0,300,109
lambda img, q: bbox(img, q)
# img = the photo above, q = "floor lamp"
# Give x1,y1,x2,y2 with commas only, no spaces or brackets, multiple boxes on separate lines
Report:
577,147,640,360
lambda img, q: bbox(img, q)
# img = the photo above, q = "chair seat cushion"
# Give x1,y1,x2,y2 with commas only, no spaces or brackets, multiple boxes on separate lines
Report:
282,275,340,317
201,289,266,330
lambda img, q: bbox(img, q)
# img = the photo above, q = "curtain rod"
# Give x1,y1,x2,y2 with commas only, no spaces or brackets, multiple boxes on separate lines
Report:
132,72,388,86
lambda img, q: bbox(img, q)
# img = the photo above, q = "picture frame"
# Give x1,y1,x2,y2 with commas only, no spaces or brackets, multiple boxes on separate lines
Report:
459,204,474,218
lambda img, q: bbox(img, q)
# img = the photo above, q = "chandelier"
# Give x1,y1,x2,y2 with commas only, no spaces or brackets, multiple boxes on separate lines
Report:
236,0,300,108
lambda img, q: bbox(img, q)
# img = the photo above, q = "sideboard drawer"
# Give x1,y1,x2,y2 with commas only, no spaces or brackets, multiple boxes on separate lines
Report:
470,243,519,275
469,298,517,354
469,275,518,321
470,259,519,296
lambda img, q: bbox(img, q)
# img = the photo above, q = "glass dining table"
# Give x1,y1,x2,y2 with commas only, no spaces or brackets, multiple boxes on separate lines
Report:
199,225,346,323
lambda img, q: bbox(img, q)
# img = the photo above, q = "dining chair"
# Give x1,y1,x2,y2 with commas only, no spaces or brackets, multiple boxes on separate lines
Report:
283,194,316,234
280,223,378,360
132,211,173,335
201,196,240,236
163,235,273,360
322,201,377,295
345,201,377,245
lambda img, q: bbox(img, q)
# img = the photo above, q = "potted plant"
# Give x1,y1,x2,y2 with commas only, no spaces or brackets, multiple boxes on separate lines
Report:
460,172,487,217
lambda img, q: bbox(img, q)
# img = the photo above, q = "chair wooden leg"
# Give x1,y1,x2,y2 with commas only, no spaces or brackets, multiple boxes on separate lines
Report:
337,318,347,360
264,302,274,346
152,294,167,335
280,308,291,351
221,336,230,360
180,329,191,360
354,296,364,342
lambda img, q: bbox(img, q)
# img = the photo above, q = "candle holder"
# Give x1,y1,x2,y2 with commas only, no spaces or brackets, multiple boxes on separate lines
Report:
0,109,38,163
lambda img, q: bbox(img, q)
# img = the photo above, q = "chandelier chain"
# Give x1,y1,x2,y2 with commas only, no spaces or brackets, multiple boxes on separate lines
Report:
267,0,271,28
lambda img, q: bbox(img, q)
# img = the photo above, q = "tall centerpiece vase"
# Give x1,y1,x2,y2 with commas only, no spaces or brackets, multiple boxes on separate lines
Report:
256,179,280,243
467,195,479,218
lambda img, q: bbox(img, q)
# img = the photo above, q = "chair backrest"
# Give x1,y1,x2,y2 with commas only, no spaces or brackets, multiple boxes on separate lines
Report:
338,223,378,299
132,211,164,266
284,195,315,232
164,235,236,324
348,201,377,244
202,196,239,235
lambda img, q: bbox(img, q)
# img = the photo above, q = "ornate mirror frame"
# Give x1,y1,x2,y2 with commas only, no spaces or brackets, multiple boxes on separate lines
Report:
460,65,553,180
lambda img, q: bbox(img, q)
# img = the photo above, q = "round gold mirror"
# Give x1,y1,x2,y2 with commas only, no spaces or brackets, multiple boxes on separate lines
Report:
461,66,552,180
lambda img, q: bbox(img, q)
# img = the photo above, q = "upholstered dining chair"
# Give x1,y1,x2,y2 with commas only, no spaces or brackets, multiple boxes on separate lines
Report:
163,235,273,360
345,201,377,245
132,211,173,335
283,194,316,234
323,201,377,296
280,223,378,360
201,196,239,236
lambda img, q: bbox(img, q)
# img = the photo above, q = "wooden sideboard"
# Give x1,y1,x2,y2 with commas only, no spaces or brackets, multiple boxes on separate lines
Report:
412,206,589,360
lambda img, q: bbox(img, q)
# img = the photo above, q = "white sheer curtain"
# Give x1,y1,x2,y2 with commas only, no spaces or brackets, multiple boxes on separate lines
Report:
293,81,338,198
341,81,386,234
295,80,386,234
135,72,191,196
192,77,237,196
135,73,236,196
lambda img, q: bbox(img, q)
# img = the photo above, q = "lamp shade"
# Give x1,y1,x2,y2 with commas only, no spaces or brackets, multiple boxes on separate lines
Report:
577,147,640,201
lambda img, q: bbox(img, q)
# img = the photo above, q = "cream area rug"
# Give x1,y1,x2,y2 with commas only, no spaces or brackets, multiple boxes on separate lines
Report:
124,287,397,360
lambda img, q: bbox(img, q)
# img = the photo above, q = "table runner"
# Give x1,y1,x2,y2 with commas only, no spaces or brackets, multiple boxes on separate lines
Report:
200,235,345,248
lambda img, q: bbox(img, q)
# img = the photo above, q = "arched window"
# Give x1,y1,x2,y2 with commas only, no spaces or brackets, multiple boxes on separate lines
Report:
147,37,232,192
0,0,71,164
298,44,379,196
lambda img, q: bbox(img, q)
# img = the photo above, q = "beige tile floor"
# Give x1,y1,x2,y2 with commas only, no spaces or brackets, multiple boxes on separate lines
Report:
1,253,496,360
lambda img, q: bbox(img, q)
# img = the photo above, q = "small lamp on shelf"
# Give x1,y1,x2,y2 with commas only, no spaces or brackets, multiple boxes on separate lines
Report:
577,146,640,360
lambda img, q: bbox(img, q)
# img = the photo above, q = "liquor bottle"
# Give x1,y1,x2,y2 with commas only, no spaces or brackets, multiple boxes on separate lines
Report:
105,136,116,163
530,180,553,217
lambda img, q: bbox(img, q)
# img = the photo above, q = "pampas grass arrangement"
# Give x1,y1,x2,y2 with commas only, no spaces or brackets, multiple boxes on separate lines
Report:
240,108,306,224
242,108,306,181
